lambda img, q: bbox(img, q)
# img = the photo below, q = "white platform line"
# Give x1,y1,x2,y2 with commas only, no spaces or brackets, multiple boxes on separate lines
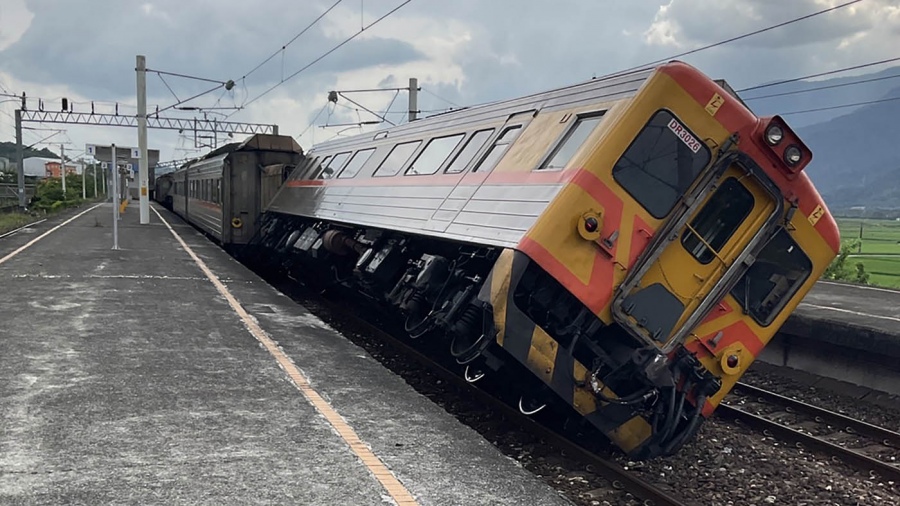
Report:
817,280,900,295
0,205,102,267
0,219,47,239
151,207,419,506
799,302,900,324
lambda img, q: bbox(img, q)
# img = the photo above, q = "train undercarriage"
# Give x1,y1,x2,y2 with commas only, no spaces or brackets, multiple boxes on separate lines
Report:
247,211,722,459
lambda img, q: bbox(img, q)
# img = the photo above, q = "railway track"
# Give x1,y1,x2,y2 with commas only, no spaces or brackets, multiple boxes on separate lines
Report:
272,279,687,506
720,382,900,483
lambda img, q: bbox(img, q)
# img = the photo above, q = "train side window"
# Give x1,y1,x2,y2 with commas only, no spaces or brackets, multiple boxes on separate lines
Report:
538,113,605,171
374,140,421,177
406,134,465,176
445,129,494,174
338,148,376,179
612,110,711,219
320,152,350,179
681,178,755,264
473,126,522,173
309,156,331,179
730,229,812,326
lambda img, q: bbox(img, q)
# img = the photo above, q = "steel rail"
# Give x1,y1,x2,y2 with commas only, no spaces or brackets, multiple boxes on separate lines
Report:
718,403,900,483
733,382,900,448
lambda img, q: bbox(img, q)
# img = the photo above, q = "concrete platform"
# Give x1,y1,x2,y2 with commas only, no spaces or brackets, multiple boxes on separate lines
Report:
793,280,900,340
762,281,900,395
0,203,571,506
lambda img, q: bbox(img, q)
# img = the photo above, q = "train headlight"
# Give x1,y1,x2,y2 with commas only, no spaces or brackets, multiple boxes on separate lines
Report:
765,124,784,146
784,145,802,166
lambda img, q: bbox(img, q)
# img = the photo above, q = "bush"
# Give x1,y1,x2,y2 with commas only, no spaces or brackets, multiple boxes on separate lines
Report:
823,239,869,284
30,177,86,212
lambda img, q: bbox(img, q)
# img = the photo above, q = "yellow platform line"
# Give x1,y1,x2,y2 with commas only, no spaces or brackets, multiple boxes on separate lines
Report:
151,207,419,506
0,204,103,267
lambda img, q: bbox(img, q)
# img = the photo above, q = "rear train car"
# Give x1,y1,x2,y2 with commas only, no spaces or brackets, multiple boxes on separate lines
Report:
154,171,174,209
170,134,302,247
255,62,839,458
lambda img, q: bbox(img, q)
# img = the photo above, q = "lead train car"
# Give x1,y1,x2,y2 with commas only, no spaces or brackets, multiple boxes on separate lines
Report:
170,134,303,247
257,62,839,459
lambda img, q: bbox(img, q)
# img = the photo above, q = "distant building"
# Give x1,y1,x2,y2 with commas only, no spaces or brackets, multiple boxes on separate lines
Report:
44,161,78,177
22,157,82,177
23,157,58,177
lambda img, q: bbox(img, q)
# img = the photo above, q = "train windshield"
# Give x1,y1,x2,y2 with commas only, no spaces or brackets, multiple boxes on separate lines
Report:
613,110,711,219
730,229,812,326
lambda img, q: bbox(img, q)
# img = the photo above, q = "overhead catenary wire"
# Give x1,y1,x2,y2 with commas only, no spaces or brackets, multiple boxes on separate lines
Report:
780,95,900,116
742,72,900,101
738,55,900,93
420,87,460,108
146,69,227,86
297,102,331,138
604,0,863,79
231,0,414,115
240,0,344,82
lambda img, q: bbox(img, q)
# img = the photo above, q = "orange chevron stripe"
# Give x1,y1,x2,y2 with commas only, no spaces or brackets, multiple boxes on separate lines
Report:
518,169,628,315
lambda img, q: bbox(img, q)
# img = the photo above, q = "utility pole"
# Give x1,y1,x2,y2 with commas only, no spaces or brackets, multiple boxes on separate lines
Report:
60,144,66,196
136,55,150,224
81,159,86,200
408,77,418,122
112,143,119,250
15,108,25,209
93,162,98,198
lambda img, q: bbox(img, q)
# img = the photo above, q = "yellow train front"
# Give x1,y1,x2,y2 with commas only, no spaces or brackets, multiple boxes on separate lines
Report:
257,61,840,459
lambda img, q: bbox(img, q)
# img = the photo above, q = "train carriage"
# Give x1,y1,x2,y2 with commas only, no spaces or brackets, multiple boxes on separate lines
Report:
256,61,839,458
169,134,303,247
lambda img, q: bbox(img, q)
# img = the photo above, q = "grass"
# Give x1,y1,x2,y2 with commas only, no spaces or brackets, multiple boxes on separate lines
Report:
836,217,900,288
0,212,40,236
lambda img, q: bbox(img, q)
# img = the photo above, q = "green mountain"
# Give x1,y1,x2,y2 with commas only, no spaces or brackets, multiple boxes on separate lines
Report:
0,141,58,163
796,85,900,211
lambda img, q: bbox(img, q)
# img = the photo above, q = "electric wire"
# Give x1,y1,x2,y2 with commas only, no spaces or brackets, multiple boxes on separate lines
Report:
420,87,460,108
605,0,863,79
780,95,900,116
738,55,900,93
146,69,226,85
240,0,344,82
742,72,900,101
297,102,330,138
230,0,414,115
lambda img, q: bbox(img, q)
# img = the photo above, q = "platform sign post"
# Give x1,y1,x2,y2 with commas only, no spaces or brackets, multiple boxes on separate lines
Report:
87,144,97,199
112,143,119,250
101,161,108,198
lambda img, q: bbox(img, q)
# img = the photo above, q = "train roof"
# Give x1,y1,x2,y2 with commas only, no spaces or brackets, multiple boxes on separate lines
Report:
312,68,658,153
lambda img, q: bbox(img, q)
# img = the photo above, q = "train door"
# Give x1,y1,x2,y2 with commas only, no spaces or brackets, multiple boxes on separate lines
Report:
612,110,783,350
614,164,781,349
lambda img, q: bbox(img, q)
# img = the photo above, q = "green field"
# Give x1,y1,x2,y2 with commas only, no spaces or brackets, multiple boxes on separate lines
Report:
836,218,900,288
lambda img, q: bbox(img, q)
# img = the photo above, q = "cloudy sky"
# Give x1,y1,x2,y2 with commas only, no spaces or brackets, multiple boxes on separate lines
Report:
1,0,898,162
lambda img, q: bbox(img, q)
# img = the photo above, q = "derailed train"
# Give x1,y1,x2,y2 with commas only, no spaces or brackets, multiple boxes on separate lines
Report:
159,62,839,459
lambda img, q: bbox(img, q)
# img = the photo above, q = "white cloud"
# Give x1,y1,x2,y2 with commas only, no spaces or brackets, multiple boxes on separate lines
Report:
0,0,33,52
1,0,899,160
